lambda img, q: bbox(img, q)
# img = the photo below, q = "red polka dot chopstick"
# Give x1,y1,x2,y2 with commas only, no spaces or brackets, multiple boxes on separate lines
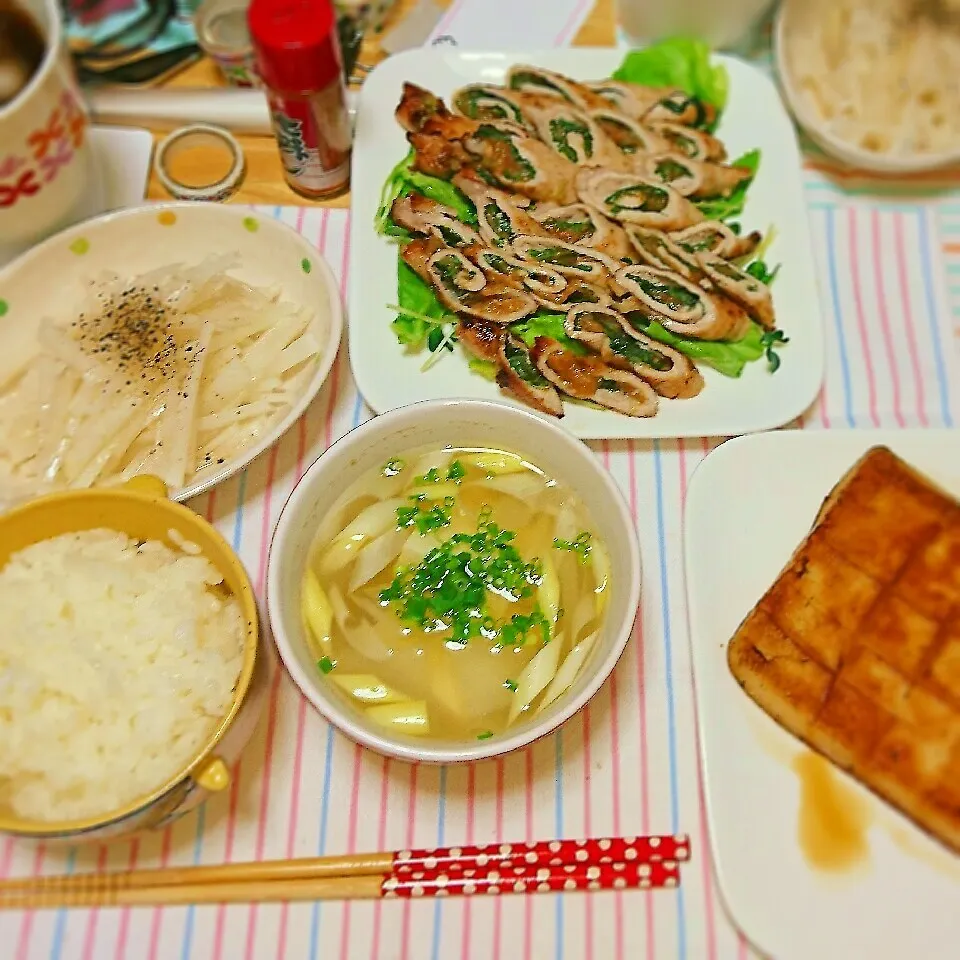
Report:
0,835,690,908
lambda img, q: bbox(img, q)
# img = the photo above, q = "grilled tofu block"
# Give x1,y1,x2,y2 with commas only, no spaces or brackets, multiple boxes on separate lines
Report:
728,446,960,853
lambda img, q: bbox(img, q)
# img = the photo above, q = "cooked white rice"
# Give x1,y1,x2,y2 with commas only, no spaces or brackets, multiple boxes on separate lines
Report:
0,528,244,823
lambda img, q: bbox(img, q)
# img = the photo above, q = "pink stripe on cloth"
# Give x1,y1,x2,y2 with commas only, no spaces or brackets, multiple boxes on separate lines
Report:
491,758,505,960
14,843,45,960
145,826,175,960
678,441,718,960
870,211,906,429
368,756,392,960
398,764,419,960
240,444,283,960
112,840,140,960
554,0,591,44
845,208,881,427
626,441,654,960
893,213,929,426
336,744,366,960
429,0,468,40
459,764,477,960
79,847,110,960
599,441,626,960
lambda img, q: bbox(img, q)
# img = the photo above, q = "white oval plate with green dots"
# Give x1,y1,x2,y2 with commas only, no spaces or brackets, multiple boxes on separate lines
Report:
0,202,343,507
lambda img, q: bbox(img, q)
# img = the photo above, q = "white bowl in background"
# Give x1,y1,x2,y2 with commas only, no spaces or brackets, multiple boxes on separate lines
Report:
0,201,343,504
267,398,642,764
774,1,960,175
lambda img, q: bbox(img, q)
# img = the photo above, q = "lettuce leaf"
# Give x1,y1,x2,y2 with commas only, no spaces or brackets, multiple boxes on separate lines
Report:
612,37,728,121
695,149,760,221
392,260,453,347
511,311,589,355
376,149,477,240
631,316,767,378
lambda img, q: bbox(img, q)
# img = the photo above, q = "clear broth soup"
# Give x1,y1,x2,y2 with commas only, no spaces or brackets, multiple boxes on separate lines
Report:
300,446,610,743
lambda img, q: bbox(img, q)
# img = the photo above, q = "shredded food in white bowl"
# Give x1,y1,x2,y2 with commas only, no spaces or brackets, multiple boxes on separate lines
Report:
780,0,960,164
0,255,321,510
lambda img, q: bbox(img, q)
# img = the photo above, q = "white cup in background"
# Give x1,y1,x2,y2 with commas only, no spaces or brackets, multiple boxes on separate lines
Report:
0,0,104,264
617,0,776,51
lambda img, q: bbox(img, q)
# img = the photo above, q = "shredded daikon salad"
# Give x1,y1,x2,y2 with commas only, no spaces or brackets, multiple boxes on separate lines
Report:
786,0,960,156
0,255,320,509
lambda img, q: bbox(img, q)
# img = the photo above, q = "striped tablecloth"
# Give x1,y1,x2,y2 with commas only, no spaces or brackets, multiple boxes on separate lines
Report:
3,18,960,960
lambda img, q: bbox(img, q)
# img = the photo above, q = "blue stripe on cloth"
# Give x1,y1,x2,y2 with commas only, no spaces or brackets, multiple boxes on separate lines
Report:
430,766,448,960
917,210,955,426
823,207,858,428
309,396,367,959
180,471,247,960
555,731,564,960
651,441,685,960
48,848,77,960
308,726,337,960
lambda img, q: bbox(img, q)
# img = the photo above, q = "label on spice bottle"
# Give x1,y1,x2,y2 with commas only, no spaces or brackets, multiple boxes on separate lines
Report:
268,95,351,195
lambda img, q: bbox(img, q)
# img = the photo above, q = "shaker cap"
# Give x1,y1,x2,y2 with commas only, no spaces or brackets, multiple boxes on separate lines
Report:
248,0,343,93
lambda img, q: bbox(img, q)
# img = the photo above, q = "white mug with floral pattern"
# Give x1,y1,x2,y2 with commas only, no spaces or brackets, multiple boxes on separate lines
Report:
0,0,104,264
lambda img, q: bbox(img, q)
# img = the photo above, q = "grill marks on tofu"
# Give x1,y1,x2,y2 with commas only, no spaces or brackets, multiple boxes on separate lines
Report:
728,446,960,854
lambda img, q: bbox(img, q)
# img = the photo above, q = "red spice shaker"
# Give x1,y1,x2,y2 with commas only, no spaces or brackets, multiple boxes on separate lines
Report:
248,0,352,199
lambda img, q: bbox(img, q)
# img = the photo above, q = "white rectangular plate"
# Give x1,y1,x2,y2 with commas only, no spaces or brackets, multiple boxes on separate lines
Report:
349,48,825,439
685,430,960,960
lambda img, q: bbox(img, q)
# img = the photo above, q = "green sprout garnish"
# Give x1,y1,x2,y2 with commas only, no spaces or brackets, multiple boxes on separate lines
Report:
318,656,336,674
379,511,546,646
553,531,593,564
477,731,495,740
447,460,466,481
760,329,789,373
504,679,518,692
396,497,453,534
383,458,405,477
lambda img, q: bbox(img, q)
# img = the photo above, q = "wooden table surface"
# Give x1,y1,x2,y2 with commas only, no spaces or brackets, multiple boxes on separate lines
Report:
145,0,616,207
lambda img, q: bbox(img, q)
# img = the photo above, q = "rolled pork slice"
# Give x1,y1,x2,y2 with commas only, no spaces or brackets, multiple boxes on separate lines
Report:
400,236,445,281
497,334,564,417
426,247,538,323
390,194,482,247
511,235,620,283
453,172,546,246
470,247,569,299
506,64,611,111
615,263,751,341
462,124,578,204
575,167,704,231
670,221,762,260
530,338,659,418
640,153,753,200
395,82,451,133
648,122,727,162
589,109,672,164
563,305,703,399
696,255,776,330
407,113,528,180
451,84,537,131
534,202,635,262
520,99,628,169
457,316,506,363
583,80,677,120
642,91,718,129
625,225,703,281
530,278,613,313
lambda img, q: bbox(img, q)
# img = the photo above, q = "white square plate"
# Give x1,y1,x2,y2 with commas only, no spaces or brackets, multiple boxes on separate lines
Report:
349,48,825,439
685,430,960,960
